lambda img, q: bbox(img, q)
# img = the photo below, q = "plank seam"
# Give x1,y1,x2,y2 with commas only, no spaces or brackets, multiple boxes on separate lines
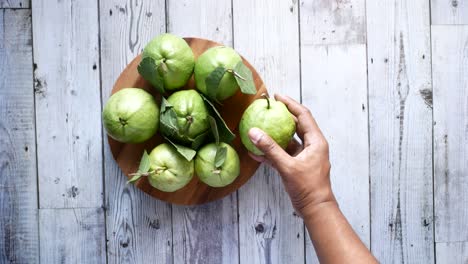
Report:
296,1,307,263
95,0,108,263
428,5,437,263
363,0,372,253
435,241,468,244
29,5,42,262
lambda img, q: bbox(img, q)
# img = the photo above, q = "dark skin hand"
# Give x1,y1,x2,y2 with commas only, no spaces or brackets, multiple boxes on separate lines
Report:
247,94,377,264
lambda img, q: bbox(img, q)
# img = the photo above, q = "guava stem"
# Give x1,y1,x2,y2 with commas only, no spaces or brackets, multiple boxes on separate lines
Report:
212,169,222,175
159,61,168,74
228,69,246,81
129,169,157,178
154,167,167,174
261,93,270,109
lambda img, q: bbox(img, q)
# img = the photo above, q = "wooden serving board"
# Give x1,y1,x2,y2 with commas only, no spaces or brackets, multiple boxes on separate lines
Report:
109,37,267,205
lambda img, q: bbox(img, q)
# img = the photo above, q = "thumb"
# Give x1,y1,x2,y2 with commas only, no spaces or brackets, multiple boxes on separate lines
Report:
248,127,290,164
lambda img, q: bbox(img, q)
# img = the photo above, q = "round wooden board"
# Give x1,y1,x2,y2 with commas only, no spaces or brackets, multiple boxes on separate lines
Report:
109,37,268,205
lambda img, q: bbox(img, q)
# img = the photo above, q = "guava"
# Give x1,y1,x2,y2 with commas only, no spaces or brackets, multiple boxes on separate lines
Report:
163,89,210,145
102,88,159,143
239,97,296,155
147,143,194,192
194,46,242,100
142,33,194,91
195,143,240,187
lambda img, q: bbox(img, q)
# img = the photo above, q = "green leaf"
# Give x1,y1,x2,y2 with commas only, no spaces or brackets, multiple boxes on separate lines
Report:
127,174,142,184
138,150,150,173
191,130,210,150
159,97,179,137
164,137,197,161
200,94,235,143
233,61,256,95
208,115,219,145
214,146,228,168
138,57,165,94
205,66,226,100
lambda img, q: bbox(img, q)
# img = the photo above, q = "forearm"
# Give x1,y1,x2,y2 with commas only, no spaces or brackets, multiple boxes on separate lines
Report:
303,201,377,264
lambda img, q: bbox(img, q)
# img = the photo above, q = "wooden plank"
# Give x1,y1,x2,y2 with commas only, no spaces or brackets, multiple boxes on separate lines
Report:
299,0,366,45
233,1,304,263
432,25,468,243
367,1,435,263
302,44,370,263
300,1,368,263
436,241,468,263
0,9,39,264
39,208,106,263
32,0,103,208
166,1,239,263
431,0,468,25
99,1,173,263
0,0,28,8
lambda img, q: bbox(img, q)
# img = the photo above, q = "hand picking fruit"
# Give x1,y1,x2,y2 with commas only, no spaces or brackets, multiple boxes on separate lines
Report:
244,94,377,263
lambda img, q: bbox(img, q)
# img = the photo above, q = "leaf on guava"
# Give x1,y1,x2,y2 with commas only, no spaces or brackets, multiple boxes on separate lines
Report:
233,61,256,95
138,57,165,94
200,94,235,143
205,66,226,100
164,136,197,161
138,150,150,173
214,146,228,168
191,130,210,150
208,115,219,145
159,97,179,138
127,174,143,184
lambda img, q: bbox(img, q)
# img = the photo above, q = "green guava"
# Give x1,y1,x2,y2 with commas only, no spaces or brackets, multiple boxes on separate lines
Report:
142,33,195,90
102,88,159,143
163,89,210,145
239,97,296,155
195,143,240,187
194,46,242,100
147,143,194,192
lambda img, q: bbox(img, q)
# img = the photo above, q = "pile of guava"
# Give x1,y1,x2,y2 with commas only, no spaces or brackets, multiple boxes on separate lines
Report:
102,33,296,193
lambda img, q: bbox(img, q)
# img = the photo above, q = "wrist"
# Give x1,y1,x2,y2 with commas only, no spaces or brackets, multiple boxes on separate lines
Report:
300,198,339,221
294,186,336,218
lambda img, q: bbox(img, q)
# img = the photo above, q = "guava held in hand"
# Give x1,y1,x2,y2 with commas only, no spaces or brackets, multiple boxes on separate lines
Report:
147,143,194,192
160,90,210,146
239,96,296,155
102,88,159,143
138,34,195,93
194,46,256,101
195,142,240,187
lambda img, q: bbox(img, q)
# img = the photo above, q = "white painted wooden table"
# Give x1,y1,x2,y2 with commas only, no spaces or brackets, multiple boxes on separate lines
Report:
1,0,467,263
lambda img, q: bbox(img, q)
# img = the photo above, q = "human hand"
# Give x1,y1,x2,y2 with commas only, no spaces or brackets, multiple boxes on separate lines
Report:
248,94,334,217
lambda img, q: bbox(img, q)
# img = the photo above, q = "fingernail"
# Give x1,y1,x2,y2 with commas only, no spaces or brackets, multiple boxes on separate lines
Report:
248,127,264,144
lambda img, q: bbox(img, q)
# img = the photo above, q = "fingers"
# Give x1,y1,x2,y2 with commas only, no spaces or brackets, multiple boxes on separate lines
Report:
248,152,266,163
274,94,323,146
248,127,291,166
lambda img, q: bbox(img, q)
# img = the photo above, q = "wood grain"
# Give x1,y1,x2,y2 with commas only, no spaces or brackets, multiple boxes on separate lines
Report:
433,25,468,243
436,242,468,263
299,0,366,45
0,9,39,263
302,44,370,263
109,38,266,205
32,0,103,208
99,0,173,263
167,1,239,263
431,0,468,25
367,0,435,263
0,0,28,8
233,0,305,263
39,208,106,263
